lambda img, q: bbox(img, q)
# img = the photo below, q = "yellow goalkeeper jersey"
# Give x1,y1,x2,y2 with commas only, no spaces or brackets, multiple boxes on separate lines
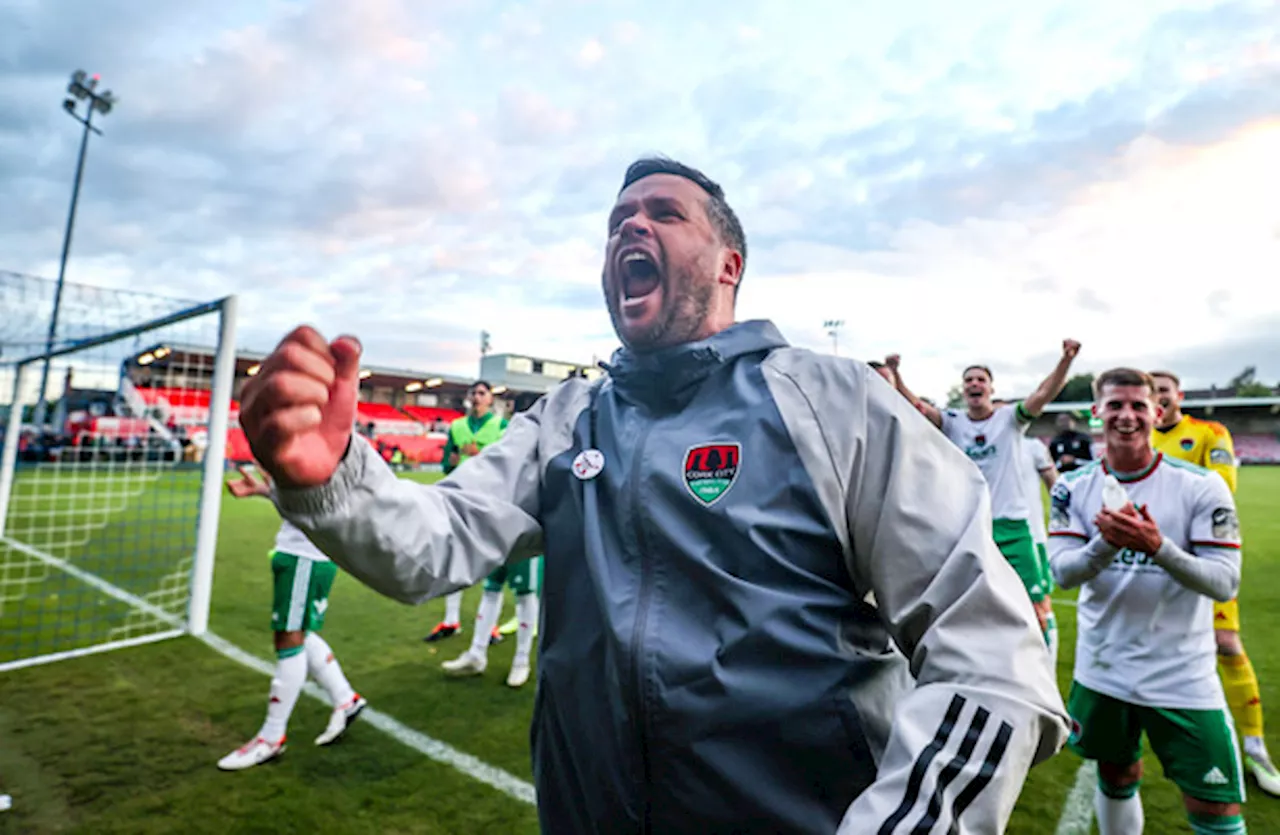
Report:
1152,414,1238,493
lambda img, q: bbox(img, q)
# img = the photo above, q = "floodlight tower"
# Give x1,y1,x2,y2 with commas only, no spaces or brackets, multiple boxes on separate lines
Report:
32,70,117,428
824,319,845,356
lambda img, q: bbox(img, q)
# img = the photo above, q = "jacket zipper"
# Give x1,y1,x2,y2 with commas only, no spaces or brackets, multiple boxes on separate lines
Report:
626,418,656,834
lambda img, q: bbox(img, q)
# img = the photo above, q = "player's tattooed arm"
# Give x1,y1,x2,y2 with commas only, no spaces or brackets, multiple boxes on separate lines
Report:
883,354,942,429
1022,339,1081,418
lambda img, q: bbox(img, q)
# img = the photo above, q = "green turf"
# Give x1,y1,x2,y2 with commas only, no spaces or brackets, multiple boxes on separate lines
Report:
2,466,1280,833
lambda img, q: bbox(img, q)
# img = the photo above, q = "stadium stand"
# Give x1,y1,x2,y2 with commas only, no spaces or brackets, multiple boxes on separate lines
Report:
1235,434,1280,464
402,405,464,428
369,434,447,465
355,402,421,435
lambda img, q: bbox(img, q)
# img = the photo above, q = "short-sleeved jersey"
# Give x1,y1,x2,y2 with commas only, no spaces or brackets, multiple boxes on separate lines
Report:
274,518,330,563
1022,437,1055,545
1047,454,1241,709
1153,415,1237,493
940,402,1034,521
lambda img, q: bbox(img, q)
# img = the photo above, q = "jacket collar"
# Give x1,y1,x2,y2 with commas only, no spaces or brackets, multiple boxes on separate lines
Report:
600,319,789,408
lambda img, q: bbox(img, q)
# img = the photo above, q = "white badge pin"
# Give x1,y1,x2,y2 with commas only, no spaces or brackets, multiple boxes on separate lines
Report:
572,448,605,480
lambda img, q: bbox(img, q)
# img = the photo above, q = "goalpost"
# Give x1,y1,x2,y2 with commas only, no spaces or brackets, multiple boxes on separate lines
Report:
0,275,238,672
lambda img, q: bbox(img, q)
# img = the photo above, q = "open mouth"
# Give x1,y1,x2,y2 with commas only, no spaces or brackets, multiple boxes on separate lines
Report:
620,250,661,300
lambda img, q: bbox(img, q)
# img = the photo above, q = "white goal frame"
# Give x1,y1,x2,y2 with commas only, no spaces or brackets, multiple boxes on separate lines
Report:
0,295,238,672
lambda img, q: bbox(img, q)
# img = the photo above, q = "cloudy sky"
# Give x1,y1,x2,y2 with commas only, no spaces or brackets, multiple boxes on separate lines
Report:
2,0,1278,401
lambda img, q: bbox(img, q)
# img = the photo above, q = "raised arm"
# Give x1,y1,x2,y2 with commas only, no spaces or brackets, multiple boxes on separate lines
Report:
271,402,552,605
839,366,1068,833
238,325,558,605
885,354,942,428
1021,339,1081,418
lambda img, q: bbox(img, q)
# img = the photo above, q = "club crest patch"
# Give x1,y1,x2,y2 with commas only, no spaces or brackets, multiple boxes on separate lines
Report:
1180,438,1195,451
683,443,741,506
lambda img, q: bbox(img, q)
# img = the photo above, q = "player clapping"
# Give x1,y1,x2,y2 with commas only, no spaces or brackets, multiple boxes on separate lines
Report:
1048,369,1247,835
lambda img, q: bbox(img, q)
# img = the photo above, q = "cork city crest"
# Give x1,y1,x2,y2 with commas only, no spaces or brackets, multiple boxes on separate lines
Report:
683,443,741,506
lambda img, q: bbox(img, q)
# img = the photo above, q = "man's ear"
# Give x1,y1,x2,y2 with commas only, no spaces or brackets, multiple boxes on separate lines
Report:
718,249,743,290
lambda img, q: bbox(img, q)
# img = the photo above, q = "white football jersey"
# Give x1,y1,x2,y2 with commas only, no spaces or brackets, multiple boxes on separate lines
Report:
1022,437,1055,545
940,403,1034,521
1047,454,1241,709
274,519,331,563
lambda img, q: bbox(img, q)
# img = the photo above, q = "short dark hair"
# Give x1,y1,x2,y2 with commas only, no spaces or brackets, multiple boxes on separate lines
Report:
962,364,993,382
619,156,748,279
1148,370,1181,389
470,380,491,393
1093,368,1156,399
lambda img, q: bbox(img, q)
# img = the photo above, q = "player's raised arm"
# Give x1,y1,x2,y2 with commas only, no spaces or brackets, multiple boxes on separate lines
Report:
1021,339,1081,418
837,366,1068,833
884,353,942,428
240,326,546,605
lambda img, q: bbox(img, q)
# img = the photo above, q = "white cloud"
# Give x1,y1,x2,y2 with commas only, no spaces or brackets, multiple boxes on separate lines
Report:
1,0,1277,392
577,38,605,66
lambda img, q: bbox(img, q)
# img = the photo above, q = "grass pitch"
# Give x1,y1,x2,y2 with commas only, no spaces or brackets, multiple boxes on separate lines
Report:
2,467,1279,833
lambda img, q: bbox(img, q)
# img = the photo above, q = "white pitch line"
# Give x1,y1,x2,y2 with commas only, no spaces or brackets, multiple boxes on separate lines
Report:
1,535,537,808
1053,761,1096,835
198,632,538,807
1049,595,1091,833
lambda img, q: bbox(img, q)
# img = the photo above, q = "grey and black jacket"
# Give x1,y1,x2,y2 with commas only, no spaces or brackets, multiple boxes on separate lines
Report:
275,319,1069,834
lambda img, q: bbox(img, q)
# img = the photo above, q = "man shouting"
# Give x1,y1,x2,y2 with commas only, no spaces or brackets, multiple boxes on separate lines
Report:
240,157,1068,834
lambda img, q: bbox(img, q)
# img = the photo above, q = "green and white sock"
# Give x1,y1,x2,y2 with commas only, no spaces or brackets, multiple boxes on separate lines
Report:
468,590,503,658
1095,779,1141,835
513,593,539,667
1188,811,1247,834
305,632,355,708
259,648,306,741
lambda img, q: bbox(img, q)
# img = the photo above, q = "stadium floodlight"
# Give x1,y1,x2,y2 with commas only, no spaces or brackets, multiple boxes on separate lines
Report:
32,70,118,428
492,385,509,395
424,377,443,388
404,381,423,393
358,369,373,380
823,319,845,356
245,363,261,376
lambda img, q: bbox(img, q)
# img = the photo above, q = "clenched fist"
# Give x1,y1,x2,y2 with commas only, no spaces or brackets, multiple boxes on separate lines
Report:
1062,339,1082,360
239,326,362,489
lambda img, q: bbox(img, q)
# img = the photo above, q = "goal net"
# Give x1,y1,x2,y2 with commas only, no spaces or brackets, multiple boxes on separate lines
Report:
0,272,239,672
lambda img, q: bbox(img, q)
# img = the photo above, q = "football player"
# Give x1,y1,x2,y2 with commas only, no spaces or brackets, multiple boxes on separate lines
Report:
887,340,1081,648
1050,368,1247,834
217,465,366,770
1151,370,1280,796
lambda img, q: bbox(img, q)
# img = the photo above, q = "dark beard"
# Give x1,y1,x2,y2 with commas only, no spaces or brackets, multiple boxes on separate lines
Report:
609,262,714,353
